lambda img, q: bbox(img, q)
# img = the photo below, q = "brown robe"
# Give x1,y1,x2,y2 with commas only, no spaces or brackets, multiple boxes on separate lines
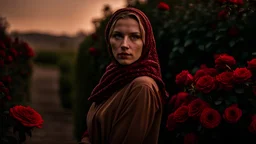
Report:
81,76,163,144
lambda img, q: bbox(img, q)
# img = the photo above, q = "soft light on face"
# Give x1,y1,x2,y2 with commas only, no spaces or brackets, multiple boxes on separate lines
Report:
109,17,143,65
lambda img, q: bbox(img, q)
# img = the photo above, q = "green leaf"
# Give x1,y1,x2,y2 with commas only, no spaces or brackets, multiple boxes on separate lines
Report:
169,52,176,59
227,95,238,104
206,31,213,37
198,27,206,32
215,100,223,105
191,67,199,74
236,37,244,42
187,28,197,35
0,93,4,99
179,47,185,54
197,125,202,132
198,45,204,51
182,25,188,31
235,88,244,94
184,39,193,47
229,41,236,47
216,35,224,41
206,42,212,49
172,47,179,52
174,39,180,46
218,28,226,32
158,30,164,38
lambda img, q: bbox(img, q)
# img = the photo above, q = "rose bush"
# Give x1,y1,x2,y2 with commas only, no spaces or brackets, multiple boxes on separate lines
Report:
167,54,256,143
74,0,256,141
0,17,43,144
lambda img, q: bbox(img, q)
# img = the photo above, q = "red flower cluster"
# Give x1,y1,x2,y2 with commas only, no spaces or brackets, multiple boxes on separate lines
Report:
0,23,42,143
168,53,256,142
157,2,170,11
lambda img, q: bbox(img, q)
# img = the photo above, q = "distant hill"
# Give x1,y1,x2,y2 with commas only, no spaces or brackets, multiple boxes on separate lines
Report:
10,31,87,52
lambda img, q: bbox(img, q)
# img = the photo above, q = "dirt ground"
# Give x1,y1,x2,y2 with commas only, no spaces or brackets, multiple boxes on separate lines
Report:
28,66,77,144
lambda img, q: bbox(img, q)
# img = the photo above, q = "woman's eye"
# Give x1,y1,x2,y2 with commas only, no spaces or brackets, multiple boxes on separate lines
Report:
130,35,141,40
112,34,122,39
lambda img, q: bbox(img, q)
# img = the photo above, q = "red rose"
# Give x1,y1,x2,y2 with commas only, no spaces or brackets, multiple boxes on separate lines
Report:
0,87,9,95
200,64,208,69
233,68,252,83
215,54,236,69
219,0,227,2
223,104,242,123
9,48,18,57
0,41,6,49
0,59,4,68
214,54,221,59
229,0,243,5
166,113,176,131
228,26,239,36
9,105,43,128
19,42,35,57
169,92,189,110
194,69,207,81
2,76,12,84
175,70,194,86
5,55,13,64
184,133,198,144
216,72,234,91
188,98,208,118
248,115,256,134
157,2,170,11
89,47,98,56
200,108,221,129
253,86,256,96
205,68,218,76
247,58,256,70
0,50,6,57
6,95,11,100
173,106,189,123
194,68,217,81
195,75,216,93
218,10,228,19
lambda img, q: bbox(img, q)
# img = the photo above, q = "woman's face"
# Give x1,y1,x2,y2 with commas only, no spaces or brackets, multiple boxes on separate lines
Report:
109,17,143,65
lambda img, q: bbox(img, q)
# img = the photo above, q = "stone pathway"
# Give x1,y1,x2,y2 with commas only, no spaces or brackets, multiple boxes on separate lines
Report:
28,65,77,144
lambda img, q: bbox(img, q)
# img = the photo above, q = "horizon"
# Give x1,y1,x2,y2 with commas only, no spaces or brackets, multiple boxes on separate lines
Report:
0,0,126,36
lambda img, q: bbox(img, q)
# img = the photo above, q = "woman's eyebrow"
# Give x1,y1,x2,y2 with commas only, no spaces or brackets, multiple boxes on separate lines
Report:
112,31,122,34
111,31,141,35
130,32,141,35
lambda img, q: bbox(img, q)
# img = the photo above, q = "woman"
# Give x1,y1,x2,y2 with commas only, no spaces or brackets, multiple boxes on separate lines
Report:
80,7,168,144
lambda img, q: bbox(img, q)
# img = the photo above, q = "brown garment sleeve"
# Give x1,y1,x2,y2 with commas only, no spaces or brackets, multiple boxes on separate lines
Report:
109,84,161,144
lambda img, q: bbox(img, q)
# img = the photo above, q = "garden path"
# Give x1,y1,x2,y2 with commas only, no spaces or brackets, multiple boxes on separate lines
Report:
29,65,76,144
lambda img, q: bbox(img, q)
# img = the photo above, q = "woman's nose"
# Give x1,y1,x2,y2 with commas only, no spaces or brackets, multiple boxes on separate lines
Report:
121,37,129,49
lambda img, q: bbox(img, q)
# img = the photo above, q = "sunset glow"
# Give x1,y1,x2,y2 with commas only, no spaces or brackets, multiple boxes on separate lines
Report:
0,0,126,36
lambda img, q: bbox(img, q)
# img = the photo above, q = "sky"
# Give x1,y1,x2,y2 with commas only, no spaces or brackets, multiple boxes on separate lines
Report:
0,0,126,36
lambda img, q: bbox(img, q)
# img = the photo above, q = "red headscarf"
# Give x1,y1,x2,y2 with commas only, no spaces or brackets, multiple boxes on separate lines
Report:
88,7,169,103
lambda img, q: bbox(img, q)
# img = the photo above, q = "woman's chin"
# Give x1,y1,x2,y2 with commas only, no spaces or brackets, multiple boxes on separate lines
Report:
117,59,133,65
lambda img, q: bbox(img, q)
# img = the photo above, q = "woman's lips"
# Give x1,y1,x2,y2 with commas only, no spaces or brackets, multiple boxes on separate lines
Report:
117,53,131,59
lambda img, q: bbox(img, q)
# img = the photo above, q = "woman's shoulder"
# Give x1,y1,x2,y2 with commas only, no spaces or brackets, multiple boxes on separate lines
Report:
130,76,159,91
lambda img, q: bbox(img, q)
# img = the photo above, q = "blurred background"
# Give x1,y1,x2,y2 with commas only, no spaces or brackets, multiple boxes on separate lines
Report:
0,0,256,143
